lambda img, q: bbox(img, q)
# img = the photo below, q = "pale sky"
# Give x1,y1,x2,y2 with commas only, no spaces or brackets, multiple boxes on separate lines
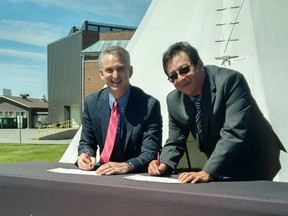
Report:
0,0,151,99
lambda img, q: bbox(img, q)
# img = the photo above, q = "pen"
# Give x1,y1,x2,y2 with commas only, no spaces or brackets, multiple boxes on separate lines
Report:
85,147,91,162
156,152,160,166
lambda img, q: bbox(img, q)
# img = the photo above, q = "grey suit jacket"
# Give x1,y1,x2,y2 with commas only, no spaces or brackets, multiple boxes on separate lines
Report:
78,86,162,172
161,65,286,180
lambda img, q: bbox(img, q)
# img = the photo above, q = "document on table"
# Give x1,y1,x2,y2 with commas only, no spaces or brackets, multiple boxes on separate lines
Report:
123,174,180,183
47,167,99,176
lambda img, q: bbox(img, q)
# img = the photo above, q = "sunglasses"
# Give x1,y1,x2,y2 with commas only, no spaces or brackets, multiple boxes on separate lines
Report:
167,64,192,83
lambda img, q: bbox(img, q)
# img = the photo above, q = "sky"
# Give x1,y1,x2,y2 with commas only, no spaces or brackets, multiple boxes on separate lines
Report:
0,0,151,99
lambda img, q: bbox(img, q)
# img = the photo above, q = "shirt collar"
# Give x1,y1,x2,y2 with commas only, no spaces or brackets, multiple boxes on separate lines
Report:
108,85,131,109
189,94,202,102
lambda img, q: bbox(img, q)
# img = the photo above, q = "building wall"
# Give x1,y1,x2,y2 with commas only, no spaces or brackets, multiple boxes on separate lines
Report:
83,60,105,98
99,31,135,40
47,31,99,125
0,99,29,118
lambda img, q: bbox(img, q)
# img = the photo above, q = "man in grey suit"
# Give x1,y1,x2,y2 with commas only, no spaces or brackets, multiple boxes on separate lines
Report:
148,41,286,183
77,46,162,175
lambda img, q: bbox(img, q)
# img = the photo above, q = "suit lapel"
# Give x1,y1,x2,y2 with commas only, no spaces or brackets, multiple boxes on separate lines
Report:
201,69,216,145
100,90,111,145
123,88,135,151
182,94,197,131
123,117,133,151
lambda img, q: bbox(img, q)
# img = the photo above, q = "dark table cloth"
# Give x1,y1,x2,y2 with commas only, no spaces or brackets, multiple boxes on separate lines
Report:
0,162,287,216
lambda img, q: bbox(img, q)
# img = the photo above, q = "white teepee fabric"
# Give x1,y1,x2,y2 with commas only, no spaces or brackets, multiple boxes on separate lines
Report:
127,0,288,181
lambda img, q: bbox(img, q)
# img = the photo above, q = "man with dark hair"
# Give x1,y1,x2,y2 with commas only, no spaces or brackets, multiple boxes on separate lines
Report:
148,41,286,183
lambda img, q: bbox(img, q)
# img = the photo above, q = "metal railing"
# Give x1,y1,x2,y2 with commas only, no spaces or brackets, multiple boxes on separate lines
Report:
37,120,80,139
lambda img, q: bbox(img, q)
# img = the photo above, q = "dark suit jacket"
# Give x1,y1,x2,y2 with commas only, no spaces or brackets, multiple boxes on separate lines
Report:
78,86,162,172
161,65,286,180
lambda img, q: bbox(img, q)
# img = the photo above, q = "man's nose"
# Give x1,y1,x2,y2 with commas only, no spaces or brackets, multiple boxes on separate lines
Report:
112,70,120,78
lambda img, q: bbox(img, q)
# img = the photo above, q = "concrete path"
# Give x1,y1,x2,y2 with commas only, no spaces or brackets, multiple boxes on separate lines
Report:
0,128,72,144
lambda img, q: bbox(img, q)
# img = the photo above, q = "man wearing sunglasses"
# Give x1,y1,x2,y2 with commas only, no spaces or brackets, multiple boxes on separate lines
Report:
148,41,286,183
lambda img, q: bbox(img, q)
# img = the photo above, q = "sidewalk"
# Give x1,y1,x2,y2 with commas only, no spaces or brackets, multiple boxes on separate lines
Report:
0,128,72,144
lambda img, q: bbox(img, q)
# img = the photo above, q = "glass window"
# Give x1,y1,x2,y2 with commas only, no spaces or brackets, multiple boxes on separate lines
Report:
99,26,111,32
111,28,123,32
87,25,99,31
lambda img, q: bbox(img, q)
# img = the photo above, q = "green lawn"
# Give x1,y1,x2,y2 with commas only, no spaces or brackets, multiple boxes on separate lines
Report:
0,143,69,163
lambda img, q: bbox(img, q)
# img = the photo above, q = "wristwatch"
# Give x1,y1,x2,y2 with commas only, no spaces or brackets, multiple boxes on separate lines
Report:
125,162,134,171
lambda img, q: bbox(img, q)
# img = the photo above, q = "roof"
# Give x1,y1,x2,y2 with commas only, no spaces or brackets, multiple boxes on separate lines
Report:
81,40,130,56
0,95,48,109
80,20,137,31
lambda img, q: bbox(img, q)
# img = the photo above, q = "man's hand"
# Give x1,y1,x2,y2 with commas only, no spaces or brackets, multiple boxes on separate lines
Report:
96,162,134,175
77,153,96,170
148,160,169,176
178,171,213,184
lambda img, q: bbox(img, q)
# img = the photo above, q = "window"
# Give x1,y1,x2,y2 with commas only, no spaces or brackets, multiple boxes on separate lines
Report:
111,28,123,32
99,26,111,32
87,25,99,31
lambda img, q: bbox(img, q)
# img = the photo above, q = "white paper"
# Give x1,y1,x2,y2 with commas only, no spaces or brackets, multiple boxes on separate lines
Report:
47,167,99,176
123,174,180,183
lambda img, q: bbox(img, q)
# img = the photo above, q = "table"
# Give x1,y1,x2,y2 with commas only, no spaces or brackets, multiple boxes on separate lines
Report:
0,162,288,216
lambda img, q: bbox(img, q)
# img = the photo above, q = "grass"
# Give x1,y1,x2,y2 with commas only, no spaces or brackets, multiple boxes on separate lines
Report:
0,143,69,164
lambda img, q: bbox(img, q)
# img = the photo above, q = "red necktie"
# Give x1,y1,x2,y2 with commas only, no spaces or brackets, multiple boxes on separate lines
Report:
100,100,119,164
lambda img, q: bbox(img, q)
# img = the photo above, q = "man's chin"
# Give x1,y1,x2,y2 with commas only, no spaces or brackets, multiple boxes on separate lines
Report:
110,85,121,90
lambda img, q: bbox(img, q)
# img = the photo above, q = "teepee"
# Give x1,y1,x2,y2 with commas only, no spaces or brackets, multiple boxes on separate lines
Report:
127,0,288,181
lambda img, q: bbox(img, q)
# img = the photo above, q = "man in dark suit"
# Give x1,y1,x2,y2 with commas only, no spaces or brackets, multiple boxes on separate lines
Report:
77,46,162,175
148,41,286,183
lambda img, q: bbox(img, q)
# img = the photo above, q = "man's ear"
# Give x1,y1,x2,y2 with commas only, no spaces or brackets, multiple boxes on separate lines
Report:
99,70,104,80
129,66,133,78
198,59,204,67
